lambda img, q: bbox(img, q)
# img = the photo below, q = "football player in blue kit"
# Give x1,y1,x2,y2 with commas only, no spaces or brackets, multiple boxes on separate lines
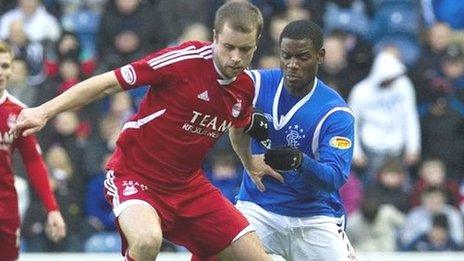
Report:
235,20,357,261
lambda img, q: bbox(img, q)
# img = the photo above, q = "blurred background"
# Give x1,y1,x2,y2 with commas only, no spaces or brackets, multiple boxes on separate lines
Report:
2,0,464,259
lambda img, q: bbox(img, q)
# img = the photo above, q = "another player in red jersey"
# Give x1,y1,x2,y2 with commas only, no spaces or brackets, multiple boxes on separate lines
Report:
11,2,281,260
0,42,66,260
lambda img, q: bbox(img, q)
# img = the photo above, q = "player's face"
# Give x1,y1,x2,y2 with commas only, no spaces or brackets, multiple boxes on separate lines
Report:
280,38,325,95
213,22,258,79
0,52,13,93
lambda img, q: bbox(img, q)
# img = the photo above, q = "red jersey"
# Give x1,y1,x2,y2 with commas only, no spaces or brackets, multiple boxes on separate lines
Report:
0,91,58,219
108,41,254,186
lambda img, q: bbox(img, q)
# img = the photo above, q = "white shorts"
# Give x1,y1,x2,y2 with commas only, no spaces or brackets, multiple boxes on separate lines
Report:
236,201,356,261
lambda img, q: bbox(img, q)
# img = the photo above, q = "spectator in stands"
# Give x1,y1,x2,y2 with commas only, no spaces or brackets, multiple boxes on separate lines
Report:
339,172,363,215
23,145,82,252
349,48,421,185
421,0,464,29
401,187,463,248
206,152,242,204
85,153,116,237
173,23,211,45
97,0,167,71
410,159,461,207
403,213,462,251
319,32,352,99
7,58,38,106
346,194,405,251
0,0,61,42
417,44,464,177
364,160,410,213
160,0,210,42
46,31,96,78
411,22,453,87
6,19,46,86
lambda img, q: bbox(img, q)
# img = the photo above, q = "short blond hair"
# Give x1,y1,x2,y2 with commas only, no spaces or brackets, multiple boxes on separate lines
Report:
0,41,14,59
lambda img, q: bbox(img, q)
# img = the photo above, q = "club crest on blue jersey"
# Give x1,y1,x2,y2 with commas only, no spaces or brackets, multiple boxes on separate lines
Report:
285,125,306,148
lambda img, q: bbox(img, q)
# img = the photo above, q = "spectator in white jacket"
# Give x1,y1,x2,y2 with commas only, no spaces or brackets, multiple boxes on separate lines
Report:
348,47,421,185
0,0,61,43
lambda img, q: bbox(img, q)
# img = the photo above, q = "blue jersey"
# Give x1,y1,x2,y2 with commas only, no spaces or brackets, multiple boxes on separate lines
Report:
237,69,355,218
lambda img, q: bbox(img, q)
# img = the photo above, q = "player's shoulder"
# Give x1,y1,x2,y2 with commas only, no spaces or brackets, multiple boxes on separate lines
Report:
146,41,212,59
317,79,348,105
250,68,282,80
249,68,282,88
142,41,213,70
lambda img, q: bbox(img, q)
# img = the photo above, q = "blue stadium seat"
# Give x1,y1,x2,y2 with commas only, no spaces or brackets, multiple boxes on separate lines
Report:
62,9,101,59
323,2,370,38
84,232,121,253
371,0,415,10
374,35,421,66
370,2,420,39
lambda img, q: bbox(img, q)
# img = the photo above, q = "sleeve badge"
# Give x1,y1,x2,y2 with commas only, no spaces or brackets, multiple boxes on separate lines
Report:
329,136,352,149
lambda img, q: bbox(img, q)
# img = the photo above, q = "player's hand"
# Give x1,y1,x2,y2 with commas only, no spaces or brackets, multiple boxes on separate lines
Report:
246,155,284,192
244,109,268,141
45,210,66,242
264,147,303,172
9,106,48,137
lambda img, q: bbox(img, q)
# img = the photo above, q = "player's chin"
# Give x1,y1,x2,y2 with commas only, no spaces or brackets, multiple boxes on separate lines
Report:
226,67,243,78
284,79,301,89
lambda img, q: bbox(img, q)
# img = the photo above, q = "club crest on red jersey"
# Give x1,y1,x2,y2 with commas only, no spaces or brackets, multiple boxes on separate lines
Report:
7,114,16,129
232,100,242,118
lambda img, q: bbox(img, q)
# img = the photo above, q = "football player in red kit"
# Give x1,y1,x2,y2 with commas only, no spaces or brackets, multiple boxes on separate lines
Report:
0,42,66,260
11,2,280,261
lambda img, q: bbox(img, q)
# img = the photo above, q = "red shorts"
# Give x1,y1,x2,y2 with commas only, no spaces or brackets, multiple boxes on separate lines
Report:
0,217,20,261
104,169,252,257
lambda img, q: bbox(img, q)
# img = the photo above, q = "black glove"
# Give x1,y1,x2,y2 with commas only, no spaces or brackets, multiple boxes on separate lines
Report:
244,109,269,141
264,147,303,171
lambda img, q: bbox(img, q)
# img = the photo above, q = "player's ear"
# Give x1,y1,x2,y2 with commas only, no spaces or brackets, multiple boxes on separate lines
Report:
317,48,325,65
213,29,218,43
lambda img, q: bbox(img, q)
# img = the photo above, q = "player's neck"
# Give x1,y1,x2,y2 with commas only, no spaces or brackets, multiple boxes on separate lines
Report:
285,78,315,98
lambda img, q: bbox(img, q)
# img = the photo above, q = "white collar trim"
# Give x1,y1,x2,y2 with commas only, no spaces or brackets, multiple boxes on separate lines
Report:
272,77,318,130
0,90,8,105
213,57,237,85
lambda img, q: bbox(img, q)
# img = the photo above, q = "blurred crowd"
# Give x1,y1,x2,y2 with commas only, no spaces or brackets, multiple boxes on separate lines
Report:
2,0,464,253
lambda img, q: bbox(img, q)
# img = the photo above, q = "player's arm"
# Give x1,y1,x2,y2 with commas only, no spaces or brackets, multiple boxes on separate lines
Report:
16,135,66,241
11,72,122,137
229,126,283,192
265,110,355,192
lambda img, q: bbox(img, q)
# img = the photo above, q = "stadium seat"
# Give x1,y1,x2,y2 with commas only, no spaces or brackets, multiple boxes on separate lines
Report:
374,34,421,66
371,0,415,10
323,2,371,38
61,8,101,59
84,232,121,252
371,3,420,38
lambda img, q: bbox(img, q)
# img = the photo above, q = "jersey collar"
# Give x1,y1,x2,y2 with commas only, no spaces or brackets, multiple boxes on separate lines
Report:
272,77,318,130
0,90,8,105
213,59,237,86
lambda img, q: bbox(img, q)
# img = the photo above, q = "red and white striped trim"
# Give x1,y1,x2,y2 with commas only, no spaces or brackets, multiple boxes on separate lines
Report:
122,108,166,131
147,45,213,70
104,170,120,209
